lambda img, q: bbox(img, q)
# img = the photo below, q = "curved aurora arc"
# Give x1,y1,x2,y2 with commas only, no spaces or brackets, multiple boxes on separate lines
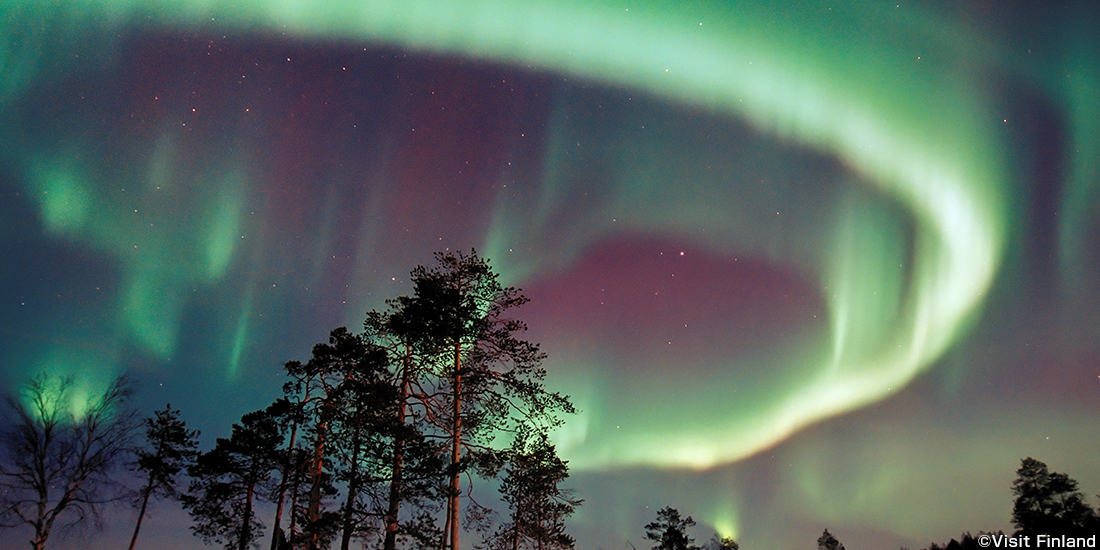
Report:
7,0,1006,464
2,0,1021,533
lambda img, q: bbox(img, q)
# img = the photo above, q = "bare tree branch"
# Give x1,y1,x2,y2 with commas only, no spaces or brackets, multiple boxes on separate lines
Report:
0,373,138,550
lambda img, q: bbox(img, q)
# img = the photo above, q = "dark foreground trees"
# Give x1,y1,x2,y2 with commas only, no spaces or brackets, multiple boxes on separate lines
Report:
178,250,578,550
1011,457,1097,537
920,532,995,550
705,534,739,550
911,457,1100,550
645,506,699,550
384,250,575,550
277,328,375,550
1007,455,1095,536
640,507,741,550
489,433,581,550
0,374,137,550
817,529,845,550
0,251,578,549
129,404,200,550
183,405,286,550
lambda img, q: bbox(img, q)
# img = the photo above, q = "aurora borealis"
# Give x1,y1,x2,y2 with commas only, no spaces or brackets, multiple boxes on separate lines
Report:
2,0,1099,548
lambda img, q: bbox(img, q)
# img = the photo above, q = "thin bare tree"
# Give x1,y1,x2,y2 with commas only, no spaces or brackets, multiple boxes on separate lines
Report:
0,373,137,550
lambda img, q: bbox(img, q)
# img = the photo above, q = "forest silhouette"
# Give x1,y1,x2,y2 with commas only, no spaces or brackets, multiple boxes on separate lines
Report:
1,251,1097,550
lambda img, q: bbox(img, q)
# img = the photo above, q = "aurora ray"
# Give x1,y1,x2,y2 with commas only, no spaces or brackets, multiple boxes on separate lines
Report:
4,0,1008,468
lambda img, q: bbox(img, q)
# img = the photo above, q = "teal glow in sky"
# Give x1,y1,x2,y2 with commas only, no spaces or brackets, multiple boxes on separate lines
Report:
2,1,1098,549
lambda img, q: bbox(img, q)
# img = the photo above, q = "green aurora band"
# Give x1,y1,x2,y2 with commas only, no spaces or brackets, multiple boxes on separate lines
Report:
4,0,1098,540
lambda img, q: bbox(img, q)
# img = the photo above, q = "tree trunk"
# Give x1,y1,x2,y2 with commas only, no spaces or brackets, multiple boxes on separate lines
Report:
287,460,302,550
537,507,544,550
511,513,520,550
241,477,256,550
383,349,411,550
32,528,47,550
339,416,361,550
35,486,72,550
271,411,300,550
128,485,152,550
448,341,462,550
308,414,328,550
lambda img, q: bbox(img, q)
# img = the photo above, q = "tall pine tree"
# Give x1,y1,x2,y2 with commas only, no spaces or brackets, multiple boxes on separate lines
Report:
183,406,285,550
645,507,697,550
365,305,448,550
492,433,580,550
389,250,574,550
128,404,199,550
279,328,366,550
1012,457,1097,536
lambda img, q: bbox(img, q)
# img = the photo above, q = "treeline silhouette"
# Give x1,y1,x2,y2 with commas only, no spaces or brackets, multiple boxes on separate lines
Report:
0,250,579,550
909,456,1100,550
642,457,1100,550
3,251,1099,550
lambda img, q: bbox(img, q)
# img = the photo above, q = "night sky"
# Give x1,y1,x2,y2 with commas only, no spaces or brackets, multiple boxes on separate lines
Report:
2,1,1099,549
